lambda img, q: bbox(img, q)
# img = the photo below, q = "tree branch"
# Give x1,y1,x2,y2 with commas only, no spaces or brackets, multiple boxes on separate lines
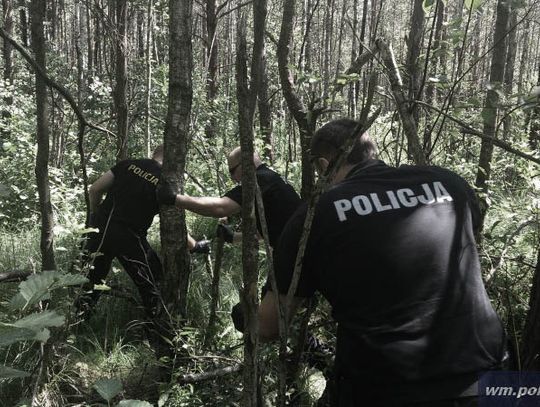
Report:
0,27,115,138
416,101,540,166
0,270,32,283
375,38,427,165
177,364,242,384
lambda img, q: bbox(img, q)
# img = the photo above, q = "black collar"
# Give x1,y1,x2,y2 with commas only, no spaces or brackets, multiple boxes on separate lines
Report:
345,159,388,179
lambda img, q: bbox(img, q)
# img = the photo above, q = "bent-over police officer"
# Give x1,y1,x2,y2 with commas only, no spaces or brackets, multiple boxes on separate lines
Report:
76,145,208,327
258,119,506,406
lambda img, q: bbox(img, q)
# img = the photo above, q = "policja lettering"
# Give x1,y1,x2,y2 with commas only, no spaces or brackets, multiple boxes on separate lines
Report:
333,181,454,221
128,164,159,185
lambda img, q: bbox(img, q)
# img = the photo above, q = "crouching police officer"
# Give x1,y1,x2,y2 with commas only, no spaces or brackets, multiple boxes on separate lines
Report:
157,146,301,330
258,119,506,406
76,145,209,340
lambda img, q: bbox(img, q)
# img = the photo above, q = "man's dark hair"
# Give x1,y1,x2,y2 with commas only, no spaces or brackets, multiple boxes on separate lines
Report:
310,118,377,164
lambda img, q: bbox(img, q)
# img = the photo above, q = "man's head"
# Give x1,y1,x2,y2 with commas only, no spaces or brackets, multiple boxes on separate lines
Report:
152,144,164,164
310,118,376,182
227,147,262,183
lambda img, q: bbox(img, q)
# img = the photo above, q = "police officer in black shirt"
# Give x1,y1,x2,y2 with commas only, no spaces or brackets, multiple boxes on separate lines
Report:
158,146,301,330
159,146,301,248
77,145,209,323
258,119,506,406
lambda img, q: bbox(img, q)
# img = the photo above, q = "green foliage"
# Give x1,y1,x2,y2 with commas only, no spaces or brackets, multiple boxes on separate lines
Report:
0,365,31,379
464,0,484,11
94,377,123,403
9,270,87,310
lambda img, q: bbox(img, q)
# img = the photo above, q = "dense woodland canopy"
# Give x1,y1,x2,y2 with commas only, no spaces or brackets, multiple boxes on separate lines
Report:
0,0,539,405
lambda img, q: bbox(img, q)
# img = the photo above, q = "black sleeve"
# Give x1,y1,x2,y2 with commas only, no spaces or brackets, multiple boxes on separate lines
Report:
272,204,317,298
450,171,482,233
223,185,242,205
110,160,129,177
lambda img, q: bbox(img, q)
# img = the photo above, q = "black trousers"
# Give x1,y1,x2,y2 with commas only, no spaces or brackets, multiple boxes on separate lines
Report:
78,220,163,319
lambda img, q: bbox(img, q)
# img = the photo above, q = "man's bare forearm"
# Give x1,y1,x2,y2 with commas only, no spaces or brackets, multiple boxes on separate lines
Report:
175,195,240,218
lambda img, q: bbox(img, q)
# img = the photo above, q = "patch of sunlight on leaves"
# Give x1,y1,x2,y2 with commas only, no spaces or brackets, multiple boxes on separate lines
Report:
93,377,123,402
464,0,483,10
306,369,327,402
117,400,153,407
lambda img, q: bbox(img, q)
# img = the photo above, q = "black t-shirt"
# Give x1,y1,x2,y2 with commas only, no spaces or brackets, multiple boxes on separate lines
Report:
224,164,301,247
274,160,505,401
96,158,161,233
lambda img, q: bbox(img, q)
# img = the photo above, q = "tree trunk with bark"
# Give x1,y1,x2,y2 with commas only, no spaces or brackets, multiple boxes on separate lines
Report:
2,0,13,93
204,0,218,141
405,0,424,126
258,51,273,163
235,0,267,403
528,64,540,150
113,0,128,160
278,0,317,198
19,0,28,47
159,0,193,318
30,0,56,271
503,6,517,139
475,0,509,222
144,0,153,157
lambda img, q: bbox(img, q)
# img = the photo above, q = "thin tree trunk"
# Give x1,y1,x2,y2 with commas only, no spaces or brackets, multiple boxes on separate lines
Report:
145,0,153,157
30,0,56,271
113,0,128,160
258,51,273,163
376,38,426,165
2,0,13,127
204,0,218,141
348,0,359,117
475,0,509,222
19,0,28,47
425,0,445,107
517,17,530,96
405,0,425,126
278,0,316,198
528,64,540,150
160,0,193,318
503,6,517,139
85,3,93,80
235,0,267,403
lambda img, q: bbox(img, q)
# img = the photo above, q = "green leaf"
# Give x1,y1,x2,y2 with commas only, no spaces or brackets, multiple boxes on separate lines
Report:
464,0,483,10
57,273,88,287
94,378,123,402
423,0,435,12
33,328,51,343
8,293,27,310
0,365,31,379
12,310,65,331
0,324,35,347
18,271,56,307
116,401,153,407
12,272,88,309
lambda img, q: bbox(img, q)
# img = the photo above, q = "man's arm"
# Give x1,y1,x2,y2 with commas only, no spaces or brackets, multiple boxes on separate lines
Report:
89,170,114,213
174,194,241,218
258,290,302,342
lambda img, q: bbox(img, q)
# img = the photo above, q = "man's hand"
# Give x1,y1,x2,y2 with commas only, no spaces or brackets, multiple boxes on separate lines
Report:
216,223,234,243
190,239,211,254
156,182,177,206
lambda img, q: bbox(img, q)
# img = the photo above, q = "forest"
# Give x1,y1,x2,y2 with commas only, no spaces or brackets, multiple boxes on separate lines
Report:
0,0,539,405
